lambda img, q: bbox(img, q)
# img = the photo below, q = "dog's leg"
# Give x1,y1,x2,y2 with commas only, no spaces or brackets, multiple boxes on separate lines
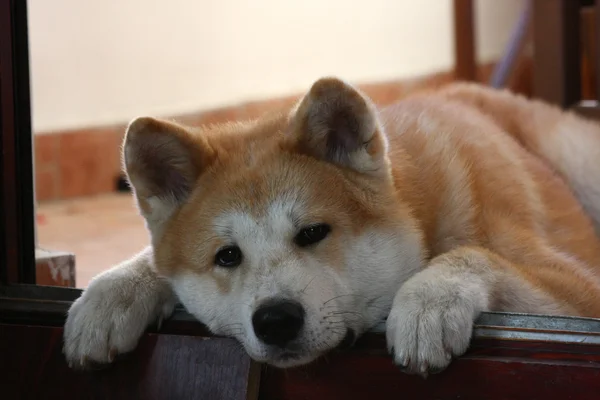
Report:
386,246,566,377
63,246,177,369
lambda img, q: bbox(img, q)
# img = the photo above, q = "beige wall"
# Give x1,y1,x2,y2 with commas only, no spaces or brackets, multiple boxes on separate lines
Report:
28,0,524,133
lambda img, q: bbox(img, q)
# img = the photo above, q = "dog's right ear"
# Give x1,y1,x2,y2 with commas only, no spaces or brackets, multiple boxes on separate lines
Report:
123,117,212,230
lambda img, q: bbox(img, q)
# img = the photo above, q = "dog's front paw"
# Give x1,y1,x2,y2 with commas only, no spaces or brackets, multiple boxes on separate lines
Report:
63,266,175,370
386,278,479,377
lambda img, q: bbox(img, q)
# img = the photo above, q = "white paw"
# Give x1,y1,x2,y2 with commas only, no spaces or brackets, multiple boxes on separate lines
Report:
386,272,484,377
63,267,175,369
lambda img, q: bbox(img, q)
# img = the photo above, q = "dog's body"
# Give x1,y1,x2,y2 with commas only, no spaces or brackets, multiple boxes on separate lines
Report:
64,79,600,376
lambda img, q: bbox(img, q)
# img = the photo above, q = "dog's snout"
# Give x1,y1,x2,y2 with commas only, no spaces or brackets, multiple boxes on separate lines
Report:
252,300,305,347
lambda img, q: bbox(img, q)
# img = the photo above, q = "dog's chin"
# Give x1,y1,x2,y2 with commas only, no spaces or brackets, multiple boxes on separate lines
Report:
260,329,357,369
267,352,319,368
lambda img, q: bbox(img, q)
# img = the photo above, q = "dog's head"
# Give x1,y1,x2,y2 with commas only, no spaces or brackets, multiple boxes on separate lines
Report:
123,77,423,367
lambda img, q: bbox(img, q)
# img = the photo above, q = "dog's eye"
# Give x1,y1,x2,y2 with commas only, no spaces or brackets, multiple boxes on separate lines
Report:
215,246,243,267
294,224,331,247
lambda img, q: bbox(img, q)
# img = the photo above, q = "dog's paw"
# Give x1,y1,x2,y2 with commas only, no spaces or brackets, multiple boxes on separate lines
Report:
63,267,175,370
386,277,479,377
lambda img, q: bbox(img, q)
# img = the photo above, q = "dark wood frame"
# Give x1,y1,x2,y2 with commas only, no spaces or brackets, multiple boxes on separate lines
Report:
0,0,36,285
2,294,600,399
453,0,476,81
532,0,600,119
2,1,600,398
533,0,582,108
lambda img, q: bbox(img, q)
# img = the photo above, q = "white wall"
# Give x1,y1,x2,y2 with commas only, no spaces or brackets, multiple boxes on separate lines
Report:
28,0,524,133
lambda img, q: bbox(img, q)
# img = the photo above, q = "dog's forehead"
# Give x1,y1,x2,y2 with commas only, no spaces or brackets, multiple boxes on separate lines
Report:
184,147,355,243
212,194,305,240
201,151,331,219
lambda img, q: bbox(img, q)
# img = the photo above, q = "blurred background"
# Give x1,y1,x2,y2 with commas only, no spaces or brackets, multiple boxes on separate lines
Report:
32,0,596,287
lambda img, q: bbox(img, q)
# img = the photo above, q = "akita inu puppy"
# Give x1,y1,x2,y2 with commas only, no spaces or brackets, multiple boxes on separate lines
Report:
63,77,600,376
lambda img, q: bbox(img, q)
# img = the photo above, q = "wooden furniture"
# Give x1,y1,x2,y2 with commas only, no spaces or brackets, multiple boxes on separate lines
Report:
532,0,583,108
533,0,600,120
2,292,600,400
455,0,600,117
453,0,477,81
452,0,533,94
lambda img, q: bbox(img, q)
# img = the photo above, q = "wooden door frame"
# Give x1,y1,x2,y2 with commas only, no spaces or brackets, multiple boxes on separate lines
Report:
0,0,36,285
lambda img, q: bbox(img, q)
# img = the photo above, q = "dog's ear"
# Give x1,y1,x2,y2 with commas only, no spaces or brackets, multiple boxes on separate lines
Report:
290,77,388,175
123,117,211,229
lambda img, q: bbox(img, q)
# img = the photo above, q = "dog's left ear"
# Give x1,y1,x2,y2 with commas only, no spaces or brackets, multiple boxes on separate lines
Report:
290,77,388,175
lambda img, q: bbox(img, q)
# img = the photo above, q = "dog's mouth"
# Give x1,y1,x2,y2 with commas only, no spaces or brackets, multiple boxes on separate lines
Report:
337,328,357,350
269,328,357,367
268,350,311,368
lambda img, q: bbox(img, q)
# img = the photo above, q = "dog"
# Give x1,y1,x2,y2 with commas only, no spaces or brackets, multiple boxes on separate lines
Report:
63,77,600,377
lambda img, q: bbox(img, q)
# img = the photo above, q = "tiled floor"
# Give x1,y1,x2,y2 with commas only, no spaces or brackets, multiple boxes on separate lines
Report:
37,193,149,288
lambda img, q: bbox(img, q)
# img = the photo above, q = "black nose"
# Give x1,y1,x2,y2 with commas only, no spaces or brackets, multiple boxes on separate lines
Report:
252,300,305,347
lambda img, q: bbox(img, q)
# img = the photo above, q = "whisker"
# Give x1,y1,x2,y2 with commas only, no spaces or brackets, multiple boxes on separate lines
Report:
301,275,318,294
324,313,363,320
322,293,371,306
327,310,363,316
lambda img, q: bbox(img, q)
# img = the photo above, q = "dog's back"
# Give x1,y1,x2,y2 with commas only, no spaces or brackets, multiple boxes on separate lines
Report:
440,84,600,233
381,83,600,317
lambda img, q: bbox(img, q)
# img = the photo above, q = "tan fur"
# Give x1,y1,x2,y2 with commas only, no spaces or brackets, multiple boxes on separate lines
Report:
64,78,600,374
384,86,600,316
148,83,600,317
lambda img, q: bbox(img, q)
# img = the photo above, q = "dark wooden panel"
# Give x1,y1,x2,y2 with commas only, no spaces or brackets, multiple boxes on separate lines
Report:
533,0,582,107
3,295,600,400
260,334,600,400
580,5,597,100
595,0,600,99
0,0,36,284
0,0,21,284
0,324,260,400
0,283,83,302
453,0,476,81
573,99,600,119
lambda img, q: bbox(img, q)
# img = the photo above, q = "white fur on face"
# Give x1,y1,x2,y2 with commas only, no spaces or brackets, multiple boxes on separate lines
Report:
169,193,424,367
